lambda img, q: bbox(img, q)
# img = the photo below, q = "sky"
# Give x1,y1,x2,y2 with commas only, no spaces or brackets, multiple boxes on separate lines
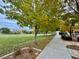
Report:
0,0,32,31
0,0,5,6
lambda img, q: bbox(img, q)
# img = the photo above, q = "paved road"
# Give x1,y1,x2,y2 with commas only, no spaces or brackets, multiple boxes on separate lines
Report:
36,31,72,59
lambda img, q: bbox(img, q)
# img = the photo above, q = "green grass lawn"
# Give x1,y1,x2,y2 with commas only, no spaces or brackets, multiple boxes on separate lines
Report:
0,34,47,57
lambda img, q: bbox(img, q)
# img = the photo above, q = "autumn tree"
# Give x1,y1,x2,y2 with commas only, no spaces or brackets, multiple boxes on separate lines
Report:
60,0,79,36
1,0,61,41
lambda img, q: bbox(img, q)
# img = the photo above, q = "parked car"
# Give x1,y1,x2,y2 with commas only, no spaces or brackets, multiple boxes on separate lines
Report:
71,31,79,42
59,32,72,41
59,32,64,35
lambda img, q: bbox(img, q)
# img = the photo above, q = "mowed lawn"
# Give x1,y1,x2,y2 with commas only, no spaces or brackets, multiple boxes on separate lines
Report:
0,34,46,57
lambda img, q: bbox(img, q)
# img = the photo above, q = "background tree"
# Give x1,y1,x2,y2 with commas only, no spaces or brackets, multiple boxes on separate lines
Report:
0,28,10,34
63,0,79,14
60,0,79,36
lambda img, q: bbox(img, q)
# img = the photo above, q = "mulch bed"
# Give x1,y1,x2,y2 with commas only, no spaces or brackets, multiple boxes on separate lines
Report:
72,56,79,59
67,45,79,59
66,45,79,51
2,47,41,59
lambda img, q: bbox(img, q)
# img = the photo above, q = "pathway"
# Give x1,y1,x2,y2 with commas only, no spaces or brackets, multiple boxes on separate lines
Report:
36,31,72,59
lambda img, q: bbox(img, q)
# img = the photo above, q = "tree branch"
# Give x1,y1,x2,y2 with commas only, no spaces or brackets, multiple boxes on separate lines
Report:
68,0,79,14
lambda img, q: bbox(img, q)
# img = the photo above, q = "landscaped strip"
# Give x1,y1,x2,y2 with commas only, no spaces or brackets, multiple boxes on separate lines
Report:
0,34,52,57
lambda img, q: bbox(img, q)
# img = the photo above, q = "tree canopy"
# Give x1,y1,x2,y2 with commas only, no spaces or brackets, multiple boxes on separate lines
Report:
0,0,79,35
1,0,61,31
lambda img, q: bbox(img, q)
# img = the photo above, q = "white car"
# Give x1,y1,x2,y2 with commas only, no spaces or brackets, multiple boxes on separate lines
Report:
72,31,79,42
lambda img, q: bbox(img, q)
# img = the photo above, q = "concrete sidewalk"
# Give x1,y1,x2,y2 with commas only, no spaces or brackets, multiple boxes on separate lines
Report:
36,32,72,59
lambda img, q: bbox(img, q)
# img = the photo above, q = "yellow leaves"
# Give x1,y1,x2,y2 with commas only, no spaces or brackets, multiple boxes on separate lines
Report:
4,0,61,32
58,20,70,31
74,22,79,29
20,3,31,13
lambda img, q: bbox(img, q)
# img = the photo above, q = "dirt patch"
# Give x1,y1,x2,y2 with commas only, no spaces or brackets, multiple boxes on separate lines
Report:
66,45,79,51
67,45,79,59
34,36,52,49
2,47,41,59
72,56,79,59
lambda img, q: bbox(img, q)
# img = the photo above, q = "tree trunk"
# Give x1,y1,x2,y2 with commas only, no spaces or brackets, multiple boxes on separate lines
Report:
70,26,72,36
34,24,38,42
45,30,48,37
75,0,79,11
69,25,73,40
